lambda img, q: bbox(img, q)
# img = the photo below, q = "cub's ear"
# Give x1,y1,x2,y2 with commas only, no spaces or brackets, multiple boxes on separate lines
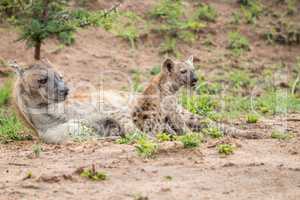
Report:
186,55,193,65
8,60,24,77
162,58,175,74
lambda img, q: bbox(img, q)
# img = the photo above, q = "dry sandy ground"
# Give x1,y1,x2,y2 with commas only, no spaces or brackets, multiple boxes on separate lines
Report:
1,0,300,199
1,130,300,200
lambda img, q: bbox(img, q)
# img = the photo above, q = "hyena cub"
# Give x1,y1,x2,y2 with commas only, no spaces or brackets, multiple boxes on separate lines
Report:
132,56,208,137
11,61,124,144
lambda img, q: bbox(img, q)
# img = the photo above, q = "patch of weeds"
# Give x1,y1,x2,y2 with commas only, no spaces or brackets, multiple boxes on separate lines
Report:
0,80,11,106
271,131,293,140
156,132,171,142
150,65,161,76
263,20,300,45
196,80,222,95
287,0,297,15
246,113,259,123
135,137,158,158
228,70,253,89
240,0,263,24
0,109,29,143
150,0,206,55
218,144,234,155
80,166,107,181
219,95,252,119
111,12,146,48
180,93,218,117
178,133,202,148
195,3,218,22
231,11,241,25
256,89,300,115
116,132,147,144
202,127,223,139
228,31,250,56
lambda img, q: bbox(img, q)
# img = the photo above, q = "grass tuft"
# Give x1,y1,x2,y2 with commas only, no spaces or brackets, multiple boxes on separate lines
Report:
178,133,202,148
218,144,234,155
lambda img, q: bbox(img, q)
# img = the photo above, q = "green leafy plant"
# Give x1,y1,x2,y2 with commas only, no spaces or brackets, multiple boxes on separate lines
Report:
135,138,158,158
156,133,171,142
195,3,218,22
178,133,202,148
218,144,234,155
229,70,253,89
240,0,263,24
246,113,259,123
228,31,250,56
271,131,293,140
203,127,223,139
80,166,107,181
150,0,205,56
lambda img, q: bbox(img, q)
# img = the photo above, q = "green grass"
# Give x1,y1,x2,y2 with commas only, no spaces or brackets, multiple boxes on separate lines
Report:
0,80,12,106
156,132,172,142
218,144,234,155
135,137,158,158
150,65,161,76
195,3,218,22
116,131,147,144
178,133,202,148
240,0,263,24
202,127,224,139
271,131,293,140
228,31,250,56
246,113,259,123
0,109,29,143
80,168,107,181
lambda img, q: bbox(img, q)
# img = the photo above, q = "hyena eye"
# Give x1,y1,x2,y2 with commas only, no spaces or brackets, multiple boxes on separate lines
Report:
38,77,48,84
180,69,187,74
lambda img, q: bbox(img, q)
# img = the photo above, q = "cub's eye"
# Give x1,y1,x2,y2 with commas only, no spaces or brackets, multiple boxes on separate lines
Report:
38,77,48,84
180,69,187,74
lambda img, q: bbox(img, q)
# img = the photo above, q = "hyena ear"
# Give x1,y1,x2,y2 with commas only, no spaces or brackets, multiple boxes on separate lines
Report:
8,60,24,77
162,58,175,74
186,55,193,65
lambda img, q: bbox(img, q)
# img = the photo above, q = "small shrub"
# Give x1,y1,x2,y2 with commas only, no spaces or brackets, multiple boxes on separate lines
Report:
271,131,293,140
135,138,158,158
156,132,171,142
203,127,223,139
195,4,218,22
178,133,202,148
218,144,234,155
228,31,250,56
246,113,258,123
240,0,263,24
80,167,107,181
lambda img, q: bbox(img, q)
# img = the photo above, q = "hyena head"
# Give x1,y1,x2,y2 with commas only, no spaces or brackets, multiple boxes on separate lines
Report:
162,56,198,89
18,62,69,104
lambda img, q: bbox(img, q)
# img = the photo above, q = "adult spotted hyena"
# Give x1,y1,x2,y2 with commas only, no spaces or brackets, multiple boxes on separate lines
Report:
11,61,124,144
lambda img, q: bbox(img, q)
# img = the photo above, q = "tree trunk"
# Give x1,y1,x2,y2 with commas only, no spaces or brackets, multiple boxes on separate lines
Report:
34,42,41,60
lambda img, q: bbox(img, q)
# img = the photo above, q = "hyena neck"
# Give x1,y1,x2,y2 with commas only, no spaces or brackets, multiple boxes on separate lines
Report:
15,82,67,132
157,74,180,98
